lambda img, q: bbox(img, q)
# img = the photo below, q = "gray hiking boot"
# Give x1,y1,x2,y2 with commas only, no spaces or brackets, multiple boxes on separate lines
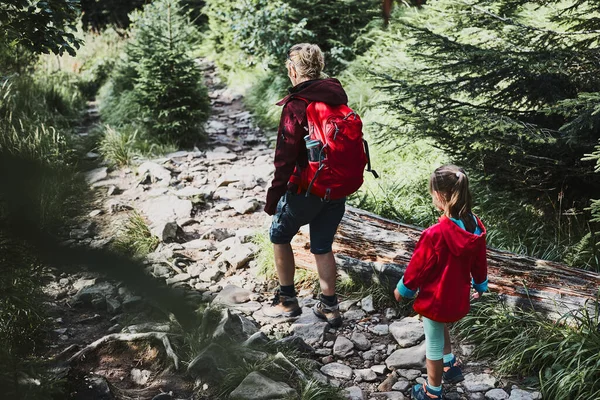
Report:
313,300,342,328
263,290,302,318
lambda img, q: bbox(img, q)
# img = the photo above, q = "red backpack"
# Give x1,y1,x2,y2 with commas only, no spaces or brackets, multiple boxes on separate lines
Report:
295,100,378,200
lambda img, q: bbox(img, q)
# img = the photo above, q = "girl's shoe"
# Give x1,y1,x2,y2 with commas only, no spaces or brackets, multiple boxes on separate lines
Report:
411,383,443,399
443,356,464,384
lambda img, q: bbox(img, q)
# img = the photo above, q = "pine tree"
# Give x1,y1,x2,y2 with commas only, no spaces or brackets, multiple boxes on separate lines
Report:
374,0,600,215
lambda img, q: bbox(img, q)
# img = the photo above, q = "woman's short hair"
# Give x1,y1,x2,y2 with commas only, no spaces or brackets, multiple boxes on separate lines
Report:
286,43,325,80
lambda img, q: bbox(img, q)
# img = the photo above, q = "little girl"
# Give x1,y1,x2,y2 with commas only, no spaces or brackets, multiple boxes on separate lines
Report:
394,165,488,400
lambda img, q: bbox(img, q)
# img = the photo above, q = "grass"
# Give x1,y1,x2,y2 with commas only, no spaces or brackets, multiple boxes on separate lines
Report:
453,294,600,400
114,212,160,257
336,270,398,310
252,231,277,280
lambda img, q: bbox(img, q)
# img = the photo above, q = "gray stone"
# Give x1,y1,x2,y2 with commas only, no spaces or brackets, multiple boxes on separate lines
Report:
140,195,192,239
389,316,425,348
79,375,114,400
354,368,377,382
198,266,222,282
153,264,171,277
350,331,371,351
106,298,121,314
397,369,421,380
273,335,315,354
224,244,255,269
385,342,426,369
371,364,387,375
508,388,535,400
138,162,171,186
361,294,375,313
530,392,542,400
212,285,252,306
130,369,151,386
371,392,405,400
370,324,389,336
362,349,377,360
345,386,364,400
174,186,204,197
290,307,328,346
183,239,214,250
339,299,357,312
166,273,190,285
271,352,306,382
321,363,353,380
73,277,97,291
392,379,411,392
85,167,108,184
470,393,486,400
333,336,355,358
213,309,259,342
243,331,270,348
378,373,398,392
486,389,509,400
229,371,296,400
230,198,259,214
463,373,497,392
201,227,235,241
344,309,367,321
72,282,117,305
187,343,230,379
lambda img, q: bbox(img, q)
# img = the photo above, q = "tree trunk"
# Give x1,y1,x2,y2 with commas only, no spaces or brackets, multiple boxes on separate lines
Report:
291,206,600,318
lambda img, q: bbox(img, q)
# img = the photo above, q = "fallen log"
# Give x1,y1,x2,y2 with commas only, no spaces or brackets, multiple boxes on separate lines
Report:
291,206,600,318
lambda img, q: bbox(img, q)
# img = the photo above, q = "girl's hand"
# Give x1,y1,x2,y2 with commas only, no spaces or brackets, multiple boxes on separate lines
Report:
394,288,402,301
471,291,483,301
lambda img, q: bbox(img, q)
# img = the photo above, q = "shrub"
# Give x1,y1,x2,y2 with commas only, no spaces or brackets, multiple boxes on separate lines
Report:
114,212,160,257
101,0,211,147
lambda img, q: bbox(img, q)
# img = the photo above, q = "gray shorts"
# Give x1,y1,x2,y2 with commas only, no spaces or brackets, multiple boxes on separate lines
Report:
269,191,346,254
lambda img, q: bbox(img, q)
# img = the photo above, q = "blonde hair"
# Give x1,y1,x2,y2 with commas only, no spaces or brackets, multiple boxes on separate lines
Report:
429,165,476,232
286,43,326,80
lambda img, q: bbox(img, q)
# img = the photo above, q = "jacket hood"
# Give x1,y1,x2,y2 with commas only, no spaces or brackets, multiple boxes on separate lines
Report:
439,215,486,256
276,78,348,106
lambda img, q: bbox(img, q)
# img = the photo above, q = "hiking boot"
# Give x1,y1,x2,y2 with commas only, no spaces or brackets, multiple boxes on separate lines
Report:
412,383,443,399
442,356,464,384
262,290,301,318
312,300,342,328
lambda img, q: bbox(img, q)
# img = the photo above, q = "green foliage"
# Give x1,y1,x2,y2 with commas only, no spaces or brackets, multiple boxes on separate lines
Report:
203,0,380,75
0,0,82,58
252,231,276,280
101,0,211,147
454,294,600,399
336,271,397,310
80,0,146,31
114,212,160,257
296,380,346,400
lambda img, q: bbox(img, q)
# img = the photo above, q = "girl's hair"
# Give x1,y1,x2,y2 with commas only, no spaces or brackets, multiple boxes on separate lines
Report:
286,43,326,80
429,165,476,233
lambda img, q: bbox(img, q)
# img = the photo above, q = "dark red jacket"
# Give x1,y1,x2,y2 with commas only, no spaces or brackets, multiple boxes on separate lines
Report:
401,215,488,323
264,78,348,215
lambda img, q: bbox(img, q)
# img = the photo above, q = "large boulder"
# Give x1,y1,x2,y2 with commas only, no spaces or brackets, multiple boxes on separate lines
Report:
385,342,426,370
389,316,425,348
212,309,259,342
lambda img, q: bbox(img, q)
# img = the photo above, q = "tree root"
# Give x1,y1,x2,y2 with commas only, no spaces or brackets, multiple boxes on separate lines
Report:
67,332,180,370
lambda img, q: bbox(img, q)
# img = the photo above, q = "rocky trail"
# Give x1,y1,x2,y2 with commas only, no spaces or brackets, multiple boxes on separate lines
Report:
41,60,543,400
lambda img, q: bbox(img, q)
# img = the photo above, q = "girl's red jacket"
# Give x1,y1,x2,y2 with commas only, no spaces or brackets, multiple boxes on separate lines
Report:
400,215,488,323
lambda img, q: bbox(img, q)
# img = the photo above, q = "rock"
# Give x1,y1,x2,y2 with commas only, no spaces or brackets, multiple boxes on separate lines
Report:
350,332,371,351
89,209,102,218
385,308,398,320
199,266,222,282
530,392,542,400
174,186,205,197
243,332,270,348
362,349,377,360
235,228,256,243
321,363,353,380
486,388,509,400
344,309,367,321
370,324,389,336
138,162,171,186
73,277,97,291
508,388,535,400
371,392,405,400
378,373,398,392
182,239,214,250
290,307,328,346
271,352,306,382
130,369,151,386
354,368,377,382
229,371,296,400
223,244,255,269
106,298,121,314
361,294,375,313
213,309,258,342
371,365,387,375
187,343,231,379
463,373,497,392
72,282,117,306
345,386,364,400
201,227,235,241
389,316,425,348
230,198,260,214
85,167,108,184
273,335,315,354
397,369,421,380
470,393,486,400
339,299,357,312
392,379,411,392
212,285,252,306
166,273,190,285
139,195,192,239
333,336,355,358
385,342,426,369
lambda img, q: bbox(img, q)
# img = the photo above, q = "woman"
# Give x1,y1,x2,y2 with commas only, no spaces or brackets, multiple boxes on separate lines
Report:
263,43,349,328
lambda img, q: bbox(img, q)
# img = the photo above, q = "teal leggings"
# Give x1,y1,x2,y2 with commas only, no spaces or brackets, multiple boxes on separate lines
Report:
422,317,445,361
